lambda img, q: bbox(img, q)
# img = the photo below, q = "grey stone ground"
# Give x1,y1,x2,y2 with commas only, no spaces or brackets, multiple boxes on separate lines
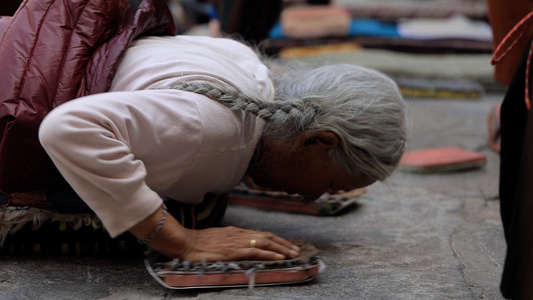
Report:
0,47,509,299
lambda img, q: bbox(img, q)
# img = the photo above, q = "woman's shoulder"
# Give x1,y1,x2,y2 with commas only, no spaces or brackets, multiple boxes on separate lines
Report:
133,35,252,53
117,35,274,100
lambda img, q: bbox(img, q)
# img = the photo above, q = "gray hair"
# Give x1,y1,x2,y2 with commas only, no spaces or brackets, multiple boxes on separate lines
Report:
164,63,406,181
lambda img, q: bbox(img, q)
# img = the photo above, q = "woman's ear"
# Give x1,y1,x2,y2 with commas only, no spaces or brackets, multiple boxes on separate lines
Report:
300,131,340,149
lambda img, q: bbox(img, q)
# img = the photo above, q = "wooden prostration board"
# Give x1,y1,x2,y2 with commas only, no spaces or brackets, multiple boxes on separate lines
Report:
399,147,487,173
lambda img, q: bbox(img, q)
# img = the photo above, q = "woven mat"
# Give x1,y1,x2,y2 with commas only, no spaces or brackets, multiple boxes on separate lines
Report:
0,206,145,256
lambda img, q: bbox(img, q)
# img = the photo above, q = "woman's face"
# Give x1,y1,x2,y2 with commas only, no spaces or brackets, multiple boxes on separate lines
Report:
249,131,376,201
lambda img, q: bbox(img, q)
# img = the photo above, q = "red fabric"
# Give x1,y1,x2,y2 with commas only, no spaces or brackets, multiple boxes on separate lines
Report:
0,0,176,193
399,147,487,172
487,0,533,85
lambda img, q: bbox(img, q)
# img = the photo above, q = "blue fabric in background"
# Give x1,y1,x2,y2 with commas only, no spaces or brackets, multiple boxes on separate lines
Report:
268,22,285,38
268,19,400,39
349,19,400,37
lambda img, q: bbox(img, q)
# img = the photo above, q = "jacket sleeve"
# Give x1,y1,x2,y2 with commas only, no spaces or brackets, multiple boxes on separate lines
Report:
38,89,202,238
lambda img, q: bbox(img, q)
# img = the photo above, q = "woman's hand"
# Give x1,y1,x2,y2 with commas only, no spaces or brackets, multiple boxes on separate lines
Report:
179,226,300,262
130,204,300,262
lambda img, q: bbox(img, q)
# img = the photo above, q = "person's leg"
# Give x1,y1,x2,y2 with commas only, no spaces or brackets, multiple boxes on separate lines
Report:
499,35,533,299
44,185,92,213
1,189,228,255
216,0,282,44
166,193,228,230
511,94,533,299
6,185,228,228
1,185,92,213
42,186,228,229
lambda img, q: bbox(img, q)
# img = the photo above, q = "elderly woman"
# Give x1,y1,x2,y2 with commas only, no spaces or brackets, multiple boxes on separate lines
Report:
37,34,406,262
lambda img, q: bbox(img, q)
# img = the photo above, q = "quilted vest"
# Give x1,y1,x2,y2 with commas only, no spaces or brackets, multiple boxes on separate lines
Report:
0,0,176,192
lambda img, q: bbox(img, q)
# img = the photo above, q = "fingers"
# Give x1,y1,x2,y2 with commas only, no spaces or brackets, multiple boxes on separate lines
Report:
229,227,300,258
182,226,301,262
224,226,300,256
267,233,301,252
188,247,287,262
249,234,299,259
233,248,289,261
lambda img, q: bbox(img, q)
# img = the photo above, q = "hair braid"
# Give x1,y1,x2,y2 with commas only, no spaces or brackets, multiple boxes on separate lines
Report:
164,81,278,118
161,81,321,137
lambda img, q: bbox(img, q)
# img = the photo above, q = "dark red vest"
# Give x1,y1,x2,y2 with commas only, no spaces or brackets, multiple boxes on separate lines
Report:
0,0,176,192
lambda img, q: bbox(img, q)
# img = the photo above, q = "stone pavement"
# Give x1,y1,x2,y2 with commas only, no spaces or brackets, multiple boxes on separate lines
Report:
0,46,509,299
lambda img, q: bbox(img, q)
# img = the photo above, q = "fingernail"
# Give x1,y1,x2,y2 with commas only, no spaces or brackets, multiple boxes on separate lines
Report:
292,245,300,251
289,250,298,257
275,254,285,260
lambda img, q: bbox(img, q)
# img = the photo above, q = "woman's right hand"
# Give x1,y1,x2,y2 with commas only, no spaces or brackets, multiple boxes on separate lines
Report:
130,204,300,262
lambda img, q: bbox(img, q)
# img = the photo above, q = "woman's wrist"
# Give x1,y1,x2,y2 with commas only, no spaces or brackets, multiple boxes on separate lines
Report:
148,215,195,259
137,203,167,244
130,205,194,259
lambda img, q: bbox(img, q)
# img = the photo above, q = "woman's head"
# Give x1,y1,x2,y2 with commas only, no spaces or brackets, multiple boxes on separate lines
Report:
266,63,406,181
164,63,406,183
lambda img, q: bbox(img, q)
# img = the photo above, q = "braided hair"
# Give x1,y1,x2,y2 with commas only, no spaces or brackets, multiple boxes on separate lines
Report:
163,63,406,181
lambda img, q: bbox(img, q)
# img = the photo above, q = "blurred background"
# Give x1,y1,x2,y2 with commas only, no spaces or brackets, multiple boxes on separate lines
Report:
1,0,522,98
169,0,516,102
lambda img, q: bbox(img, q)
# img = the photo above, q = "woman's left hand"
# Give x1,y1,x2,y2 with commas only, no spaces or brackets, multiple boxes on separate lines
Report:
130,206,300,262
177,226,300,262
